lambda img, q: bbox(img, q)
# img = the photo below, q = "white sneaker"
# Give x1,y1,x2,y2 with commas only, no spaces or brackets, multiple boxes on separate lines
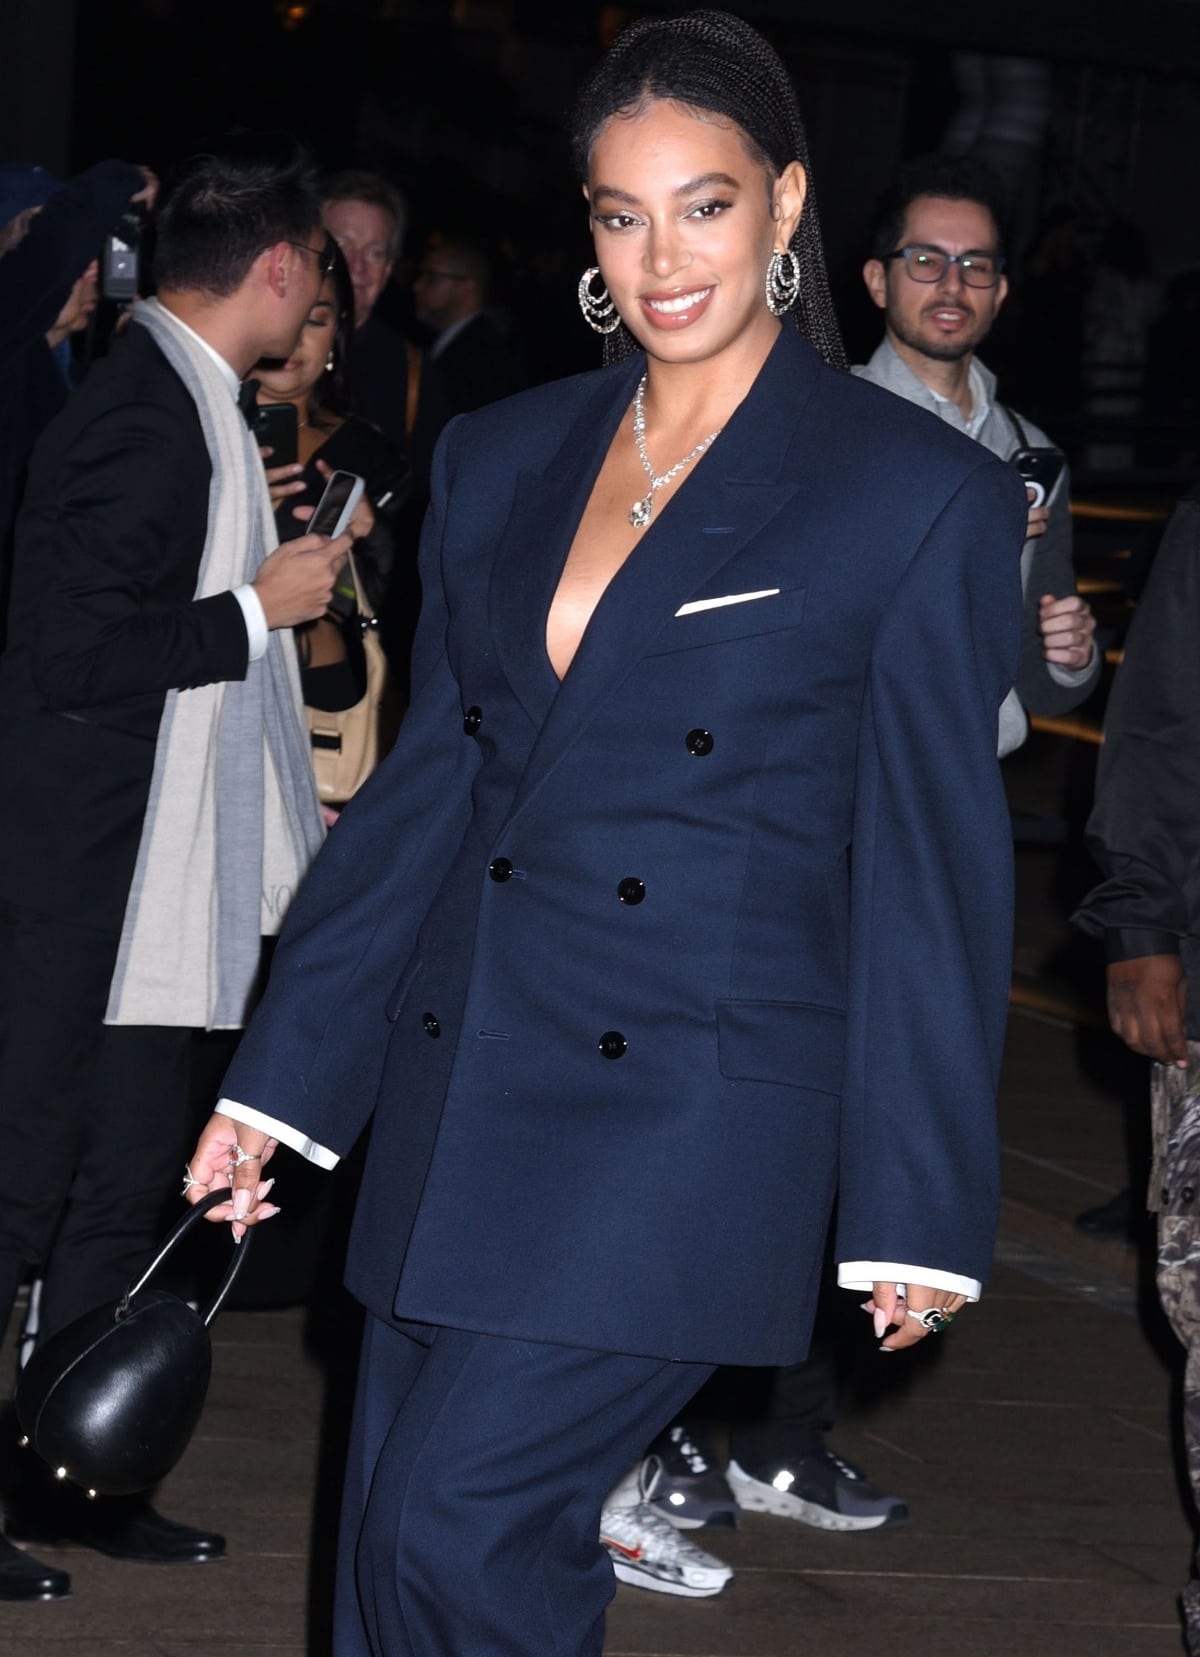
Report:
600,1499,733,1598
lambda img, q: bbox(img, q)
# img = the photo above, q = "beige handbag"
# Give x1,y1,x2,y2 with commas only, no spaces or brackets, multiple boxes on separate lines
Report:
306,552,400,806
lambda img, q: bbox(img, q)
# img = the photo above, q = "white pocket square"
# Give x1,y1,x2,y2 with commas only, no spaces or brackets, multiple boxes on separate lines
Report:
675,588,781,617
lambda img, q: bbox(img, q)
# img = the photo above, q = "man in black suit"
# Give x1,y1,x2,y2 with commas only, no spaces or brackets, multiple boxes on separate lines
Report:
413,233,527,416
0,137,349,1602
321,169,450,485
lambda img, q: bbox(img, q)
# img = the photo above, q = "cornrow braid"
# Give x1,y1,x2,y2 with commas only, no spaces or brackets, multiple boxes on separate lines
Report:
569,8,847,372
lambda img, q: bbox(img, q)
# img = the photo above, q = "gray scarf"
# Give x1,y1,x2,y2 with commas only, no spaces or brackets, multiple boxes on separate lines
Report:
105,298,325,1029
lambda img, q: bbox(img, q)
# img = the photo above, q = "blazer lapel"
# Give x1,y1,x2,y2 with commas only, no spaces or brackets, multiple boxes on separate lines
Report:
502,326,823,831
487,357,643,726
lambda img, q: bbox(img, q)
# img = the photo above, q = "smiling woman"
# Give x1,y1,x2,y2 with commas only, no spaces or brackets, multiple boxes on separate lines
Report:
182,10,1028,1653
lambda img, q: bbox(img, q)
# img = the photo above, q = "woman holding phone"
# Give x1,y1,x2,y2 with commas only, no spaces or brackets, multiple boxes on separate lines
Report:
186,11,1026,1651
249,242,409,613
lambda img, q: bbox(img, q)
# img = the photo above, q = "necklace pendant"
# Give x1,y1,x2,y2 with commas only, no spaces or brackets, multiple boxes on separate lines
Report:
629,493,654,530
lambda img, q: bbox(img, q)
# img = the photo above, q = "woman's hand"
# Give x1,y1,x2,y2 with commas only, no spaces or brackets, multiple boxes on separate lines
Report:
308,457,375,542
862,1281,970,1351
259,445,308,511
348,492,375,542
183,1112,281,1242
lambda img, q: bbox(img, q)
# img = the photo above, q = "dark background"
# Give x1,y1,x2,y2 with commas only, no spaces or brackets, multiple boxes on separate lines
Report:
3,0,1200,388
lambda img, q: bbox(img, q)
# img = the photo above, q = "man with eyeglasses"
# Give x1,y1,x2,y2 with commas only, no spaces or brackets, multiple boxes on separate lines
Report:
856,153,1099,755
321,170,450,485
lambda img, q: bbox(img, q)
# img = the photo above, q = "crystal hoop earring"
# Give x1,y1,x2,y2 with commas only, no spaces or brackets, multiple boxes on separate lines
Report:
578,266,621,335
765,248,801,316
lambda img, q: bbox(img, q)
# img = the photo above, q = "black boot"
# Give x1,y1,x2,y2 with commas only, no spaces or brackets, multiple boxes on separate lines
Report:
6,1484,225,1564
0,1531,69,1601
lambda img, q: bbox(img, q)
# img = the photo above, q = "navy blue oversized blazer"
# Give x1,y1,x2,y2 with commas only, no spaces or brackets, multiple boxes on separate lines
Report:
225,325,1027,1367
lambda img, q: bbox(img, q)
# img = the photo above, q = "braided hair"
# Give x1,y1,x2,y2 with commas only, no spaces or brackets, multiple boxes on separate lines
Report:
569,9,846,371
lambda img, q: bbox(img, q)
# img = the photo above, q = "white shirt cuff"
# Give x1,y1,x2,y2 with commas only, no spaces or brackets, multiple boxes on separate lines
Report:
837,1262,981,1302
1046,644,1097,688
232,584,269,661
218,1098,339,1170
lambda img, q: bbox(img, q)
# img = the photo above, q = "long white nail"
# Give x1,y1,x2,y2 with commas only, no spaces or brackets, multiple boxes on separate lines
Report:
232,1188,250,1220
872,1309,888,1339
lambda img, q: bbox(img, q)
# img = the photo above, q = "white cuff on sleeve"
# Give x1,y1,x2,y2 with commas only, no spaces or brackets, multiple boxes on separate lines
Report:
218,1098,339,1170
837,1262,981,1302
232,584,269,661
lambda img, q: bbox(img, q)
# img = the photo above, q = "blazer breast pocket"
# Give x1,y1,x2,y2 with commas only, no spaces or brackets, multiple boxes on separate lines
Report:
648,584,807,657
716,998,846,1096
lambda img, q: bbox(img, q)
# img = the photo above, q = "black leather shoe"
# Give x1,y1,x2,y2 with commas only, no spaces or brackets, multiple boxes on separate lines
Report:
0,1532,70,1600
7,1495,225,1564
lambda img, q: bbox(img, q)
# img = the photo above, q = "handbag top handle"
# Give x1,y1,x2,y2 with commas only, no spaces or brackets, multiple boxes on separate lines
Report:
122,1190,254,1328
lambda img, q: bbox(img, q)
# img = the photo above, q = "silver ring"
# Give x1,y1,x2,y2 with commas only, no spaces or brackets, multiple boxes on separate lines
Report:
231,1145,262,1169
181,1164,201,1193
906,1306,956,1333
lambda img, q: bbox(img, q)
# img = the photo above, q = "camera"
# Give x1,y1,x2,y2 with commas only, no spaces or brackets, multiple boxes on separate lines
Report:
101,202,148,303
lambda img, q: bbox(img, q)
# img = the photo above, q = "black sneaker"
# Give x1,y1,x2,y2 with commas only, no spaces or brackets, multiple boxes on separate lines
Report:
640,1420,739,1531
728,1444,908,1532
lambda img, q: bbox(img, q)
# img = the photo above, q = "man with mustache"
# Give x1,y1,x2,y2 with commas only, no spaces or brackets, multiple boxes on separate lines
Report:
856,153,1098,751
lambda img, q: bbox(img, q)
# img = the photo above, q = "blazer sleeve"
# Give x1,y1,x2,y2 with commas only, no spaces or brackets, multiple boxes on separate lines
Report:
1074,493,1200,960
217,416,481,1153
30,399,249,709
835,455,1026,1287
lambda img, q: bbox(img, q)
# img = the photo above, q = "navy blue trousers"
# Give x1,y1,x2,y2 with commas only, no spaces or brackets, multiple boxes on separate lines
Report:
334,1315,714,1655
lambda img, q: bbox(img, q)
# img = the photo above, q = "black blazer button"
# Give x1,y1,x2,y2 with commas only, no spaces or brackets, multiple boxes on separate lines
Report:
599,1030,627,1060
463,706,482,736
489,857,514,883
423,1012,441,1039
686,728,714,756
617,878,646,905
1184,1187,1196,1205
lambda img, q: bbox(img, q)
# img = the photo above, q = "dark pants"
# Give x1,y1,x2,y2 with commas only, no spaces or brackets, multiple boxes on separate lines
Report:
0,901,193,1351
335,1316,714,1656
727,1338,837,1467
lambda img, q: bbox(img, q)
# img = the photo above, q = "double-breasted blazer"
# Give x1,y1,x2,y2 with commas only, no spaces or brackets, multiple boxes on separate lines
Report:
226,324,1027,1366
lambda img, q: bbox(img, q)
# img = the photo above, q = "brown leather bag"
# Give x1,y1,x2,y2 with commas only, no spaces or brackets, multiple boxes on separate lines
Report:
306,553,400,806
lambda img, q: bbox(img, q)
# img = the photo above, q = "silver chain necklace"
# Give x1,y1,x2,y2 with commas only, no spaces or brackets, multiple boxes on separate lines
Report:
628,374,723,530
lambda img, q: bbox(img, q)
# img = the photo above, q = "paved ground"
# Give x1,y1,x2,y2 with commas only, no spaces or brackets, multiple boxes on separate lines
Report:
0,739,1193,1655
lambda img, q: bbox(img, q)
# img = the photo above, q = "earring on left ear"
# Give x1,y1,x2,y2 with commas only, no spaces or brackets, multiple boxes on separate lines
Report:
765,247,801,316
325,350,335,374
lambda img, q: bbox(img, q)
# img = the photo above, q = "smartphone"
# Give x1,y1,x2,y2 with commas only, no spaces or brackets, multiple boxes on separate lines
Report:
1013,446,1066,510
252,402,298,468
100,231,139,302
100,204,146,303
309,470,365,540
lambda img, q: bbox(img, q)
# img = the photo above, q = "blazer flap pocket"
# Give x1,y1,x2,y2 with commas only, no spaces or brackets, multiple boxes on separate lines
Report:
716,998,846,1095
650,584,807,656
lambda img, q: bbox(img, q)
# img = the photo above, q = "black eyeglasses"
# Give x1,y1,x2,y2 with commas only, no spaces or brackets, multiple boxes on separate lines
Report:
284,238,338,278
883,244,1005,289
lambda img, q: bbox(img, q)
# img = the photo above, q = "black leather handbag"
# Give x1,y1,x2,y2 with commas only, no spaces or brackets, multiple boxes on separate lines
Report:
15,1191,252,1497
